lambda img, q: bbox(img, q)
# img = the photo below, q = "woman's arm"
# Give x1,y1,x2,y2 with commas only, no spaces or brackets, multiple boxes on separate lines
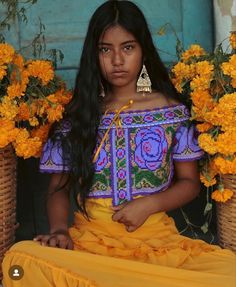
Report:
34,173,74,249
147,160,200,214
112,160,200,232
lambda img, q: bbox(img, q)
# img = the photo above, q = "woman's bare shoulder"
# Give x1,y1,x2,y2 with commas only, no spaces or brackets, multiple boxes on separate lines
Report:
150,92,180,108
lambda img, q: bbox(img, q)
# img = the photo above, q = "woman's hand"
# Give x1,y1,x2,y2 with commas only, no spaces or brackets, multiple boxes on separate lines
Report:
33,229,74,250
111,197,152,232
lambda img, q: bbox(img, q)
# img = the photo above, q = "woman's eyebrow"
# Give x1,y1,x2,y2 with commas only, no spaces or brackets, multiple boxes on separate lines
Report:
98,40,137,45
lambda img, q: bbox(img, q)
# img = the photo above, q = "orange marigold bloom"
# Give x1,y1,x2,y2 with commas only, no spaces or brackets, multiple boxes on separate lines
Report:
196,122,213,132
14,137,42,158
27,60,54,85
171,62,195,80
198,133,217,155
190,75,211,91
221,55,236,78
195,61,214,77
171,77,183,93
47,104,64,123
29,117,39,127
55,89,73,105
200,174,217,187
18,103,31,120
0,43,15,65
213,156,236,174
231,78,236,88
31,124,51,143
15,128,30,144
0,98,18,120
181,44,206,62
7,83,24,99
211,188,234,203
190,90,215,110
0,65,7,80
230,31,236,49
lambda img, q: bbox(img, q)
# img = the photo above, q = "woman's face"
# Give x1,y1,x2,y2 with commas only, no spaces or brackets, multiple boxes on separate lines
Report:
98,25,143,90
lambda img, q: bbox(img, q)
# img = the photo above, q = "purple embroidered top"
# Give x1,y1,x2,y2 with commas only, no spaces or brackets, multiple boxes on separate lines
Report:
40,104,204,206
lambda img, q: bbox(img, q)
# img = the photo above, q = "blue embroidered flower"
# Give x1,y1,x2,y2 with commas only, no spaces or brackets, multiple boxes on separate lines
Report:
117,168,126,179
164,111,175,119
118,189,126,199
123,116,133,125
101,117,112,126
144,114,154,123
94,147,108,172
134,127,168,171
116,148,125,159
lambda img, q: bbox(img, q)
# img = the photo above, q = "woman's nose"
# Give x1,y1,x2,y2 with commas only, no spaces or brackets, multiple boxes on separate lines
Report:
112,50,124,66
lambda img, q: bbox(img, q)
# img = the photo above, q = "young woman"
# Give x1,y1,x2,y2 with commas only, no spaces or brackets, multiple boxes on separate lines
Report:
3,1,235,287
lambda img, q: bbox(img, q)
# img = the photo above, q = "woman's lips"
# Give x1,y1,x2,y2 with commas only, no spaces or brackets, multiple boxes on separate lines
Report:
111,71,128,77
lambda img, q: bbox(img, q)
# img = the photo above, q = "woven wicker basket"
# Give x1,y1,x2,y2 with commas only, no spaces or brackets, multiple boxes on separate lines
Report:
216,174,236,252
0,145,17,280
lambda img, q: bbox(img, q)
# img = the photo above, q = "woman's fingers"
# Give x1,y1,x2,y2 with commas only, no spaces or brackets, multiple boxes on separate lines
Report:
33,233,73,249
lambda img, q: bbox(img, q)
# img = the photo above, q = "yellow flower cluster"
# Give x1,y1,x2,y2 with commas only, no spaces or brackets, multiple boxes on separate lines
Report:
0,43,72,158
171,32,236,203
230,31,236,50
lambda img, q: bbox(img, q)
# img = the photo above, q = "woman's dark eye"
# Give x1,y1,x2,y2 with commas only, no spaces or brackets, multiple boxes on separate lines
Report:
124,45,134,51
99,47,110,53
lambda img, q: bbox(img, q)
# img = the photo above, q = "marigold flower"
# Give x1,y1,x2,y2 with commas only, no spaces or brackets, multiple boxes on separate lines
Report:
29,117,39,127
47,104,64,123
0,65,7,80
0,98,18,120
0,43,15,65
230,32,236,49
181,44,206,62
190,75,211,91
55,89,73,105
31,124,51,143
14,137,42,158
213,156,236,174
195,61,214,77
27,60,54,85
18,103,31,120
171,62,195,79
198,133,217,155
196,122,213,132
190,90,215,110
211,188,234,203
200,174,217,187
7,83,24,99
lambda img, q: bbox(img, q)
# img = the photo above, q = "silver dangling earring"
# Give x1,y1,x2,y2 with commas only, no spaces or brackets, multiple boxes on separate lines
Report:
99,83,105,98
136,64,152,96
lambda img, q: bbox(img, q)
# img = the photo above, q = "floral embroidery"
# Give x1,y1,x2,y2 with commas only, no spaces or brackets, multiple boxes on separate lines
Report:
40,105,203,203
94,147,108,172
134,126,168,171
116,148,125,159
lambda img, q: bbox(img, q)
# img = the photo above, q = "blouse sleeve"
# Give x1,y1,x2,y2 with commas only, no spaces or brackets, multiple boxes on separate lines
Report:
172,120,204,161
39,120,72,173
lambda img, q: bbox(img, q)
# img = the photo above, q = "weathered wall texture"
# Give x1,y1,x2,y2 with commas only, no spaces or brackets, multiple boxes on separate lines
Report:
214,0,236,48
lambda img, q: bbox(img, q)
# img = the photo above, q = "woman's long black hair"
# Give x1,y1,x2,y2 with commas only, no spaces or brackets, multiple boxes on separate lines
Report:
57,0,183,217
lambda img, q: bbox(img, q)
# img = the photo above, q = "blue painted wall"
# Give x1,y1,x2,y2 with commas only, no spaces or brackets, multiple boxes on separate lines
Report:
1,0,214,88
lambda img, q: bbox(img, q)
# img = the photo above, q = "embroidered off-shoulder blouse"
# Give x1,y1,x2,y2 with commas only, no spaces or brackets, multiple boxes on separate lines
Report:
40,104,203,206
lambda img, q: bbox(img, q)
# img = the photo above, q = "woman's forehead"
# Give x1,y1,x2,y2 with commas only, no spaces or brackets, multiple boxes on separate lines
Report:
99,25,136,44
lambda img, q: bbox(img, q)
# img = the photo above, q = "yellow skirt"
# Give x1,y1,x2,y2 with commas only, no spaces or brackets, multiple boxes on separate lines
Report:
2,198,236,287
